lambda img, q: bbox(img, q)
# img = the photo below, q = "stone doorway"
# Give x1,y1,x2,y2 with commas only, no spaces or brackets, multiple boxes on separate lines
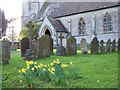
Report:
45,29,51,37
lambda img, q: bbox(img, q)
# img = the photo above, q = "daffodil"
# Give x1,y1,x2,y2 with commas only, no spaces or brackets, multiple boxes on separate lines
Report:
50,62,54,66
21,68,26,73
38,65,41,68
39,63,44,67
50,70,54,74
27,66,30,69
51,68,55,72
43,68,46,71
31,68,35,71
70,62,73,65
35,66,38,69
19,70,21,73
53,60,60,64
61,64,67,68
34,62,37,64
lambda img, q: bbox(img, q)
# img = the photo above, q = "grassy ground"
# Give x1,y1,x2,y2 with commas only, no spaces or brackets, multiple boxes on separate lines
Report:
2,50,118,88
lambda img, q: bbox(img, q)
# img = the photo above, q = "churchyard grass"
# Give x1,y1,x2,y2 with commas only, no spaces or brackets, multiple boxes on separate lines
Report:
2,50,118,88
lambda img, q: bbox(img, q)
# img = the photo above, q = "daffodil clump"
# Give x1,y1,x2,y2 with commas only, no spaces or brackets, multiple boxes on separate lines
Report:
19,59,74,87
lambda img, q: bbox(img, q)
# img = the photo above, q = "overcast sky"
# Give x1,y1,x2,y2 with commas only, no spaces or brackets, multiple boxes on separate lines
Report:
0,0,23,36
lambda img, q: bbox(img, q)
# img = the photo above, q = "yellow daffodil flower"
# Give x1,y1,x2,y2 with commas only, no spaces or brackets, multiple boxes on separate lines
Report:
31,68,35,71
50,62,54,66
19,70,21,73
70,62,73,65
34,62,37,64
51,68,55,72
61,64,67,68
21,68,26,73
35,66,38,68
43,68,46,71
27,66,30,69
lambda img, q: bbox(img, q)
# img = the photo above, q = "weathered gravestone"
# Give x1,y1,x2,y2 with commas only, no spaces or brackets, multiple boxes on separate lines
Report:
56,33,67,56
49,37,53,54
106,39,111,52
91,37,99,54
100,40,105,53
66,36,77,56
21,37,29,57
31,39,38,59
80,38,88,54
0,39,10,64
111,39,116,52
118,38,120,51
38,35,51,58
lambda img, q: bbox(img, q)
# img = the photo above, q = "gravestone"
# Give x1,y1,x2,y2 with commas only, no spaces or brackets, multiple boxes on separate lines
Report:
106,39,111,52
0,39,10,64
66,36,77,56
31,39,38,59
26,21,34,44
38,35,50,58
100,40,105,53
24,49,32,60
49,37,53,54
111,39,116,52
56,33,67,56
80,38,88,54
91,37,99,54
118,38,120,51
21,37,29,57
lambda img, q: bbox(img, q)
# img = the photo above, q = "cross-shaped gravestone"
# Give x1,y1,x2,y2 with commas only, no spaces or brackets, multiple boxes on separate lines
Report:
26,21,34,41
59,33,64,46
26,21,35,59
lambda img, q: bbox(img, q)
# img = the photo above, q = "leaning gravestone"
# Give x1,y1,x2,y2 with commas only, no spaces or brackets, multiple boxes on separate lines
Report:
0,39,10,64
91,37,99,54
100,40,105,53
106,39,111,52
118,38,120,51
66,36,77,56
80,38,88,54
38,35,50,58
111,39,116,52
21,37,29,57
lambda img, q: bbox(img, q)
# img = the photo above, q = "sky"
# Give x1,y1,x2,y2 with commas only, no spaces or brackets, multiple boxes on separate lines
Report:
0,0,23,36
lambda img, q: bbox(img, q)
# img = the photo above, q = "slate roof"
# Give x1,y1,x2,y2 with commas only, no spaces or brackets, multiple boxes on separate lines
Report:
48,18,68,33
37,1,119,20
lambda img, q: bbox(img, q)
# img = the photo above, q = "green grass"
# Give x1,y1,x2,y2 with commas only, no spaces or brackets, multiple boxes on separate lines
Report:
2,50,118,88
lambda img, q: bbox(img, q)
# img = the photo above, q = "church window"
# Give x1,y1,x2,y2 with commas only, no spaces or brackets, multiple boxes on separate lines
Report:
103,12,112,31
78,17,86,35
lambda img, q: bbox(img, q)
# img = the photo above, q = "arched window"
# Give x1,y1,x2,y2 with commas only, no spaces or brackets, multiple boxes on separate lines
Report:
78,17,86,35
103,12,112,31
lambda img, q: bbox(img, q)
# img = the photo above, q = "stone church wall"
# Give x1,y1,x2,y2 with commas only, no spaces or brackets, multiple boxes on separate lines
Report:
59,7,119,45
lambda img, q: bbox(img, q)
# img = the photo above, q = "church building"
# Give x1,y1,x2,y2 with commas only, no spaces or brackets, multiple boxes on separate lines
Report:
22,1,120,47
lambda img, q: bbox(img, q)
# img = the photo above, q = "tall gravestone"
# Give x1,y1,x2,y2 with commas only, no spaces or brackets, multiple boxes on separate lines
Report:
107,39,111,52
21,37,29,57
49,37,53,54
0,39,10,64
91,37,99,54
111,39,116,52
118,38,120,51
80,38,88,54
100,40,105,53
38,35,50,58
66,36,77,56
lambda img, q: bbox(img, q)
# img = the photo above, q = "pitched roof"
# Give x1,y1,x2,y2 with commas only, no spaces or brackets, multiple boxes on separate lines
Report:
37,2,119,20
48,18,68,33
